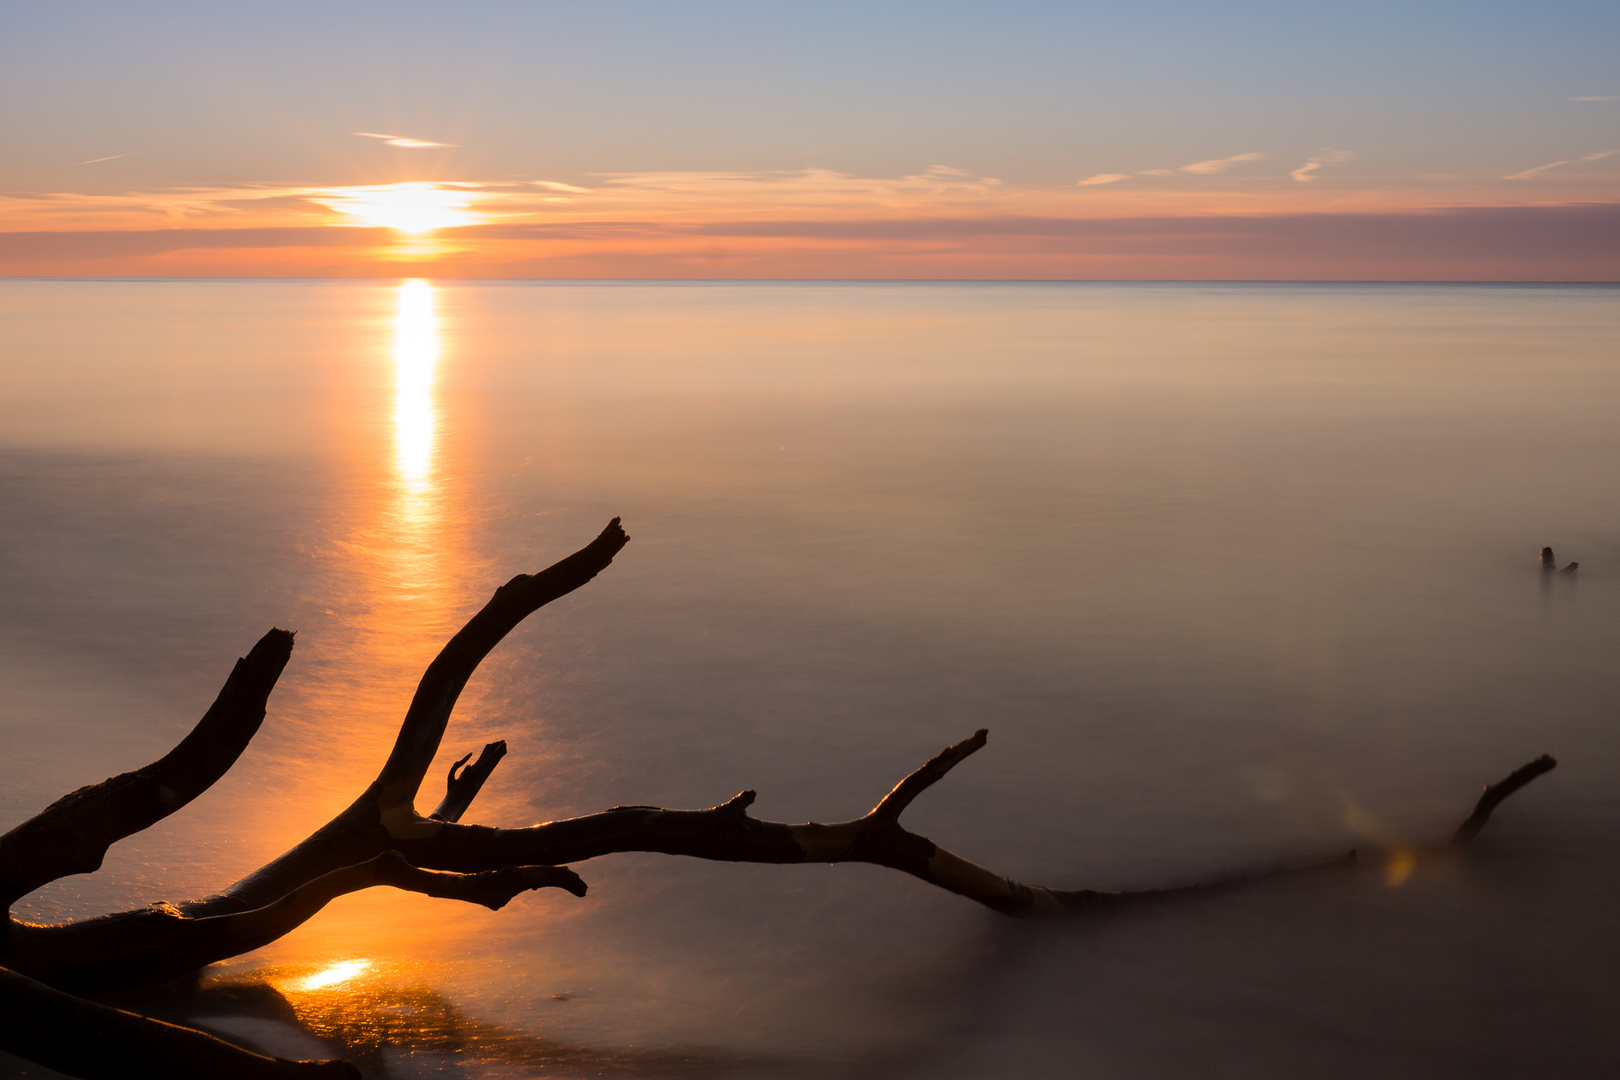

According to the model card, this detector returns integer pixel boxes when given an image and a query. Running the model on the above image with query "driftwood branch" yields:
[1454,754,1558,845]
[431,740,508,822]
[0,517,1564,1078]
[368,518,629,818]
[0,628,293,909]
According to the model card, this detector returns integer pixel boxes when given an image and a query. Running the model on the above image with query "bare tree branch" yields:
[8,853,587,994]
[0,518,1566,1080]
[0,628,294,908]
[431,741,508,822]
[1454,754,1558,845]
[869,728,987,826]
[367,518,629,818]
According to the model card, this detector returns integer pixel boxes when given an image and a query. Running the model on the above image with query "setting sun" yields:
[312,182,485,235]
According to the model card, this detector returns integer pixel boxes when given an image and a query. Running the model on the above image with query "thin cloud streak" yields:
[354,132,456,148]
[1080,152,1263,186]
[1505,148,1620,179]
[75,153,133,166]
[1569,95,1618,102]
[1291,150,1354,183]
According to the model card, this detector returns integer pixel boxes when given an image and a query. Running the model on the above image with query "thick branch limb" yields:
[0,628,294,908]
[204,852,584,962]
[0,963,357,1079]
[1453,755,1558,846]
[368,518,629,814]
[9,854,586,992]
[431,740,508,822]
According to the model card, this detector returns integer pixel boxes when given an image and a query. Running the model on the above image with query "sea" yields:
[2,279,1617,1078]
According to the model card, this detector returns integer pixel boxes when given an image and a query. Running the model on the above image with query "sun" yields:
[311,182,485,235]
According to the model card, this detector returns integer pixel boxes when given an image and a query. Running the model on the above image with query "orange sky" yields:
[3,168,1618,279]
[5,0,1619,280]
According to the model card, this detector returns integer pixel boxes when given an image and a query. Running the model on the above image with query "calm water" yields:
[2,280,1617,1078]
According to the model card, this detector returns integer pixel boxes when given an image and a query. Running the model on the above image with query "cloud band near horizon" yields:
[2,203,1616,281]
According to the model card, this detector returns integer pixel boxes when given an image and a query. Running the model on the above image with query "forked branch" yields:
[431,740,508,823]
[368,518,629,817]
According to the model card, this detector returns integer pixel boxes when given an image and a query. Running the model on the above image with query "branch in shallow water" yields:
[0,516,1567,1079]
[1453,754,1558,846]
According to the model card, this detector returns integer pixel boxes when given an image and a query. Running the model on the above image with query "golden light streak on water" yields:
[298,958,372,991]
[393,279,439,496]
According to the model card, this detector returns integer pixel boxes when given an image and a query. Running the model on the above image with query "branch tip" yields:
[1454,754,1558,846]
[870,730,990,824]
[430,741,510,823]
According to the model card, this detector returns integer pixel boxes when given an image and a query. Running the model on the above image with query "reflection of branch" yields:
[0,964,358,1079]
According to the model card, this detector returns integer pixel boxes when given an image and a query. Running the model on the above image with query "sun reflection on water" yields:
[299,958,373,991]
[393,279,439,495]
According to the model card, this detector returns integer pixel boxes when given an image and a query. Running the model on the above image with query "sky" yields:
[1,0,1616,279]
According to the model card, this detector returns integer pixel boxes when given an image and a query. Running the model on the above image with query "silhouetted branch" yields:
[0,518,1565,1080]
[870,728,987,825]
[368,518,629,816]
[0,628,293,909]
[8,853,587,995]
[1454,754,1558,845]
[431,740,508,822]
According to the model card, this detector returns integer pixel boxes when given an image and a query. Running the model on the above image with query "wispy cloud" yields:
[75,153,133,166]
[1080,152,1263,187]
[354,132,455,149]
[1505,148,1620,180]
[1569,95,1618,102]
[1290,149,1354,182]
[1164,152,1265,176]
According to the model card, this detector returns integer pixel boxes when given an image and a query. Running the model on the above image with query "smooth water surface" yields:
[2,280,1617,1077]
